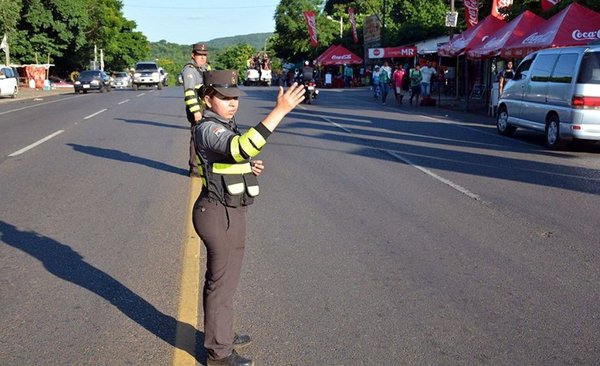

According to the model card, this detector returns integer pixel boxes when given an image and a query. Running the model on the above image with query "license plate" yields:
[307,86,315,90]
[83,85,90,89]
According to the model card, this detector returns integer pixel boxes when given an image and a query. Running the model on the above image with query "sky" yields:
[121,0,279,45]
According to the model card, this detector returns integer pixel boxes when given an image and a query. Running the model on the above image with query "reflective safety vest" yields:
[194,117,267,207]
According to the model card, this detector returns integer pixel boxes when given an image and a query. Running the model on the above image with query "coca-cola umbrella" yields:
[502,2,600,59]
[466,10,546,59]
[316,45,340,65]
[317,45,363,65]
[438,16,506,57]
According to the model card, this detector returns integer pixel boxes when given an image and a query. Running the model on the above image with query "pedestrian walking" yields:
[409,64,423,106]
[191,70,305,366]
[392,63,406,105]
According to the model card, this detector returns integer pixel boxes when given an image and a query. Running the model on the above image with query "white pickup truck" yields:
[132,62,166,90]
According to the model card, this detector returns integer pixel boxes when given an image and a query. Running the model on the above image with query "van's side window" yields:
[577,52,600,84]
[513,58,534,80]
[551,53,578,83]
[530,54,558,82]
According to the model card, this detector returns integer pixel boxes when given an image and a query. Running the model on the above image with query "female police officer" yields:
[192,70,304,366]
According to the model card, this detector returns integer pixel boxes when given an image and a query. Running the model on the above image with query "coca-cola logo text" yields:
[522,31,552,44]
[572,29,600,41]
[464,0,479,27]
[332,54,352,60]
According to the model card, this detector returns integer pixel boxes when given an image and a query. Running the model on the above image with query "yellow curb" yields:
[172,177,202,365]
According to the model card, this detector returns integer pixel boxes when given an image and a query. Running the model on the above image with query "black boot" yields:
[207,350,253,366]
[233,333,252,350]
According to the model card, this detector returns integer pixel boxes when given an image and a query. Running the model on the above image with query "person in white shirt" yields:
[420,61,437,97]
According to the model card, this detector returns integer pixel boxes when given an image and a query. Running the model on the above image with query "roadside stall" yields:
[502,2,600,58]
[316,45,363,88]
[438,16,505,110]
[466,11,546,115]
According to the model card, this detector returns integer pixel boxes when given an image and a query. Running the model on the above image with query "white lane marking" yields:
[8,130,64,157]
[0,95,81,116]
[83,109,107,120]
[385,150,484,202]
[321,115,485,203]
[118,99,130,105]
[136,93,146,97]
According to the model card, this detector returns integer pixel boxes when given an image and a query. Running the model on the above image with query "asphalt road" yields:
[1,86,599,365]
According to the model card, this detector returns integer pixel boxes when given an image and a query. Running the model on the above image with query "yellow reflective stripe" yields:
[186,99,199,105]
[239,134,261,157]
[189,105,201,113]
[246,128,266,149]
[212,162,252,174]
[184,90,196,97]
[229,136,244,162]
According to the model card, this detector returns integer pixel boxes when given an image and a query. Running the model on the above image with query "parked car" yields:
[74,70,112,94]
[132,62,164,90]
[497,45,600,149]
[0,64,19,98]
[112,72,131,88]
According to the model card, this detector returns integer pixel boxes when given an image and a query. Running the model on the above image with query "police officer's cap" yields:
[192,43,208,55]
[203,70,246,98]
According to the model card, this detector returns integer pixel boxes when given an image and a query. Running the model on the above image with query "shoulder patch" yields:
[211,126,227,137]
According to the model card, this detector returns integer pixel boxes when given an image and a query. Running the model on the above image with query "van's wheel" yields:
[496,106,516,136]
[157,82,163,90]
[545,114,566,149]
[11,86,17,98]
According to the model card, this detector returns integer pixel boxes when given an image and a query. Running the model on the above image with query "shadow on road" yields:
[0,220,208,363]
[114,117,189,130]
[67,143,188,177]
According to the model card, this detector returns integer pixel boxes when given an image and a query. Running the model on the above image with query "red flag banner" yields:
[348,8,359,44]
[303,11,318,48]
[491,0,513,19]
[464,0,479,28]
[541,0,561,12]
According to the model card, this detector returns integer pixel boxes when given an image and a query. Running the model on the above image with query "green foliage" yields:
[1,0,147,77]
[273,0,337,63]
[213,43,256,82]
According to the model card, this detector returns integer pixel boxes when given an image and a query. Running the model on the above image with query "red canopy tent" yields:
[438,16,506,57]
[316,45,363,65]
[466,11,546,59]
[502,3,600,58]
[315,44,338,65]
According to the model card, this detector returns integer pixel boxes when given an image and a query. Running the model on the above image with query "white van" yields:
[0,65,18,98]
[496,45,600,149]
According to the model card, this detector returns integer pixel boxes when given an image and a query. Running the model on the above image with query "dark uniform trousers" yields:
[192,195,247,359]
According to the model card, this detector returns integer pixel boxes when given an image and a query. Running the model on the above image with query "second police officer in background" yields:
[182,43,211,177]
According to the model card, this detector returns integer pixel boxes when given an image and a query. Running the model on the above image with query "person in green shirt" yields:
[409,64,423,106]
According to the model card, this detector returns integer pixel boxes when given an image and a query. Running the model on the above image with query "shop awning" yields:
[317,45,363,65]
[502,3,600,58]
[438,16,506,57]
[466,11,546,59]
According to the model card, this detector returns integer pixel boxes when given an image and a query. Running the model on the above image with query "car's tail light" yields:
[572,95,600,109]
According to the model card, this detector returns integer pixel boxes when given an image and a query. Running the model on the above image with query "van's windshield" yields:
[578,52,600,84]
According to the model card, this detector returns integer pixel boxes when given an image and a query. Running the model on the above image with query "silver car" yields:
[497,45,600,149]
[112,72,131,88]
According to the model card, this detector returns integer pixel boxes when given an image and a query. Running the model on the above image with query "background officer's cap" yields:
[192,43,208,55]
[203,70,246,98]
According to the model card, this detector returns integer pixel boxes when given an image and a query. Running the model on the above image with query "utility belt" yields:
[205,162,259,207]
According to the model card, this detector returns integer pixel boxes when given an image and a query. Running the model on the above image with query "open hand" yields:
[275,82,305,114]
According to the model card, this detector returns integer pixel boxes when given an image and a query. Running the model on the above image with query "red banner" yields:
[491,0,513,19]
[541,0,561,12]
[303,11,318,48]
[348,8,358,44]
[464,0,479,28]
